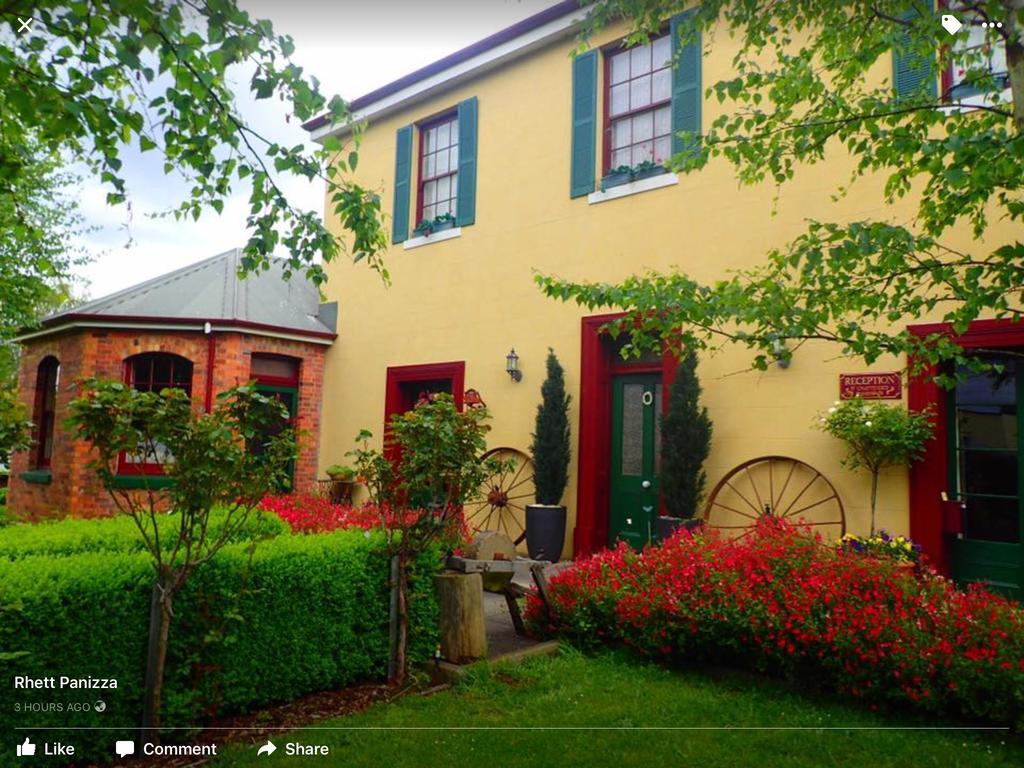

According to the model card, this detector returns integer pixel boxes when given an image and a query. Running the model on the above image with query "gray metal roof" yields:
[40,249,336,338]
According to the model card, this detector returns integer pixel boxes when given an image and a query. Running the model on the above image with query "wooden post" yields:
[435,572,487,663]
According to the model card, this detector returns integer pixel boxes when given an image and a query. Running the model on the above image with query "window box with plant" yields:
[600,164,634,191]
[412,212,456,238]
[600,160,667,191]
[629,159,665,181]
[525,350,571,562]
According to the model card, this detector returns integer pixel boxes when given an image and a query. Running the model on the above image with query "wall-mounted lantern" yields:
[506,348,522,382]
[772,336,791,369]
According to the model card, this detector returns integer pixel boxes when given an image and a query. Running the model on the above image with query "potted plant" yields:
[526,349,571,561]
[657,352,712,542]
[631,159,664,182]
[600,164,633,191]
[326,463,355,481]
[325,464,356,504]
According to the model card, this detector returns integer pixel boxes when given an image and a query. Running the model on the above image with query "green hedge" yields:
[0,507,288,559]
[1,529,440,764]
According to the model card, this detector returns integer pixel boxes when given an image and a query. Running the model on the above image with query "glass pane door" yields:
[949,354,1023,596]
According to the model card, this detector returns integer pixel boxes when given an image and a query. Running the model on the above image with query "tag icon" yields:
[941,14,962,35]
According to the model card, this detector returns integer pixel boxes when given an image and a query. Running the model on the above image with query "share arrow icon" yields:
[256,740,277,757]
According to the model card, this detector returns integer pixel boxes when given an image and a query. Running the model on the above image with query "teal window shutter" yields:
[456,97,478,227]
[570,50,597,198]
[893,5,937,100]
[392,125,413,243]
[670,11,702,160]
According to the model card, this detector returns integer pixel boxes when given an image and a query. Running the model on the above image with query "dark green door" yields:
[609,374,662,549]
[253,385,298,492]
[949,353,1023,597]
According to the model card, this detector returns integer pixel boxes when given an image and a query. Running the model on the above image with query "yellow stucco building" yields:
[304,2,1022,595]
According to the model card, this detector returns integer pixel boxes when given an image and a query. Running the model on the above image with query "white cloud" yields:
[75,0,556,299]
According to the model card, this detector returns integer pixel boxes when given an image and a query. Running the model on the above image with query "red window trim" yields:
[384,361,466,424]
[117,353,194,475]
[383,361,466,465]
[250,353,302,388]
[414,109,459,226]
[32,357,59,470]
[600,28,671,176]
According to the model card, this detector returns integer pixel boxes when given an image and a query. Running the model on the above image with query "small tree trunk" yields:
[392,554,410,686]
[141,571,174,744]
[869,469,880,537]
[386,555,400,683]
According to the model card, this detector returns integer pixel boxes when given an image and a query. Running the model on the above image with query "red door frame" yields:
[575,314,680,558]
[908,318,1024,575]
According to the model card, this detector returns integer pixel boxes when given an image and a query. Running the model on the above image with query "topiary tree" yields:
[531,349,571,505]
[67,380,296,740]
[817,397,933,535]
[660,352,712,520]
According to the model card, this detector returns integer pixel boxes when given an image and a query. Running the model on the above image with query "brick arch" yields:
[31,356,60,470]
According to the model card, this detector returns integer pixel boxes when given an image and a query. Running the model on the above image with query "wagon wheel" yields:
[464,447,535,545]
[703,455,845,540]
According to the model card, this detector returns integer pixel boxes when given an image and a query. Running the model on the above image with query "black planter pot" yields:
[655,515,684,542]
[525,504,567,562]
[656,516,703,542]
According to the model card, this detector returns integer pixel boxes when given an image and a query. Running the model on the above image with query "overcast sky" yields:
[76,0,555,299]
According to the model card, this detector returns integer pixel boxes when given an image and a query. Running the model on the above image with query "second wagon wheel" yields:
[464,447,535,545]
[703,456,845,540]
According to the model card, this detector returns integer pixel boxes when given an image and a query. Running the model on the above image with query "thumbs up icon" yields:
[17,737,37,756]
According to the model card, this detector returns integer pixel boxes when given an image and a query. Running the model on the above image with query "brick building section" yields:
[8,328,327,520]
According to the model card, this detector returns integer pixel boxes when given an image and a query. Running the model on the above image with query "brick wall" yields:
[7,327,328,520]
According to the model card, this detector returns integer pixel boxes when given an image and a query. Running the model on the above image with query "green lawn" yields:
[211,649,1021,767]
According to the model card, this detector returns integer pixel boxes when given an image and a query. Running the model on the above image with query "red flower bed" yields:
[260,494,471,546]
[526,518,1024,727]
[261,494,400,533]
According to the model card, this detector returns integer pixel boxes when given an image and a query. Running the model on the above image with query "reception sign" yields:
[839,372,902,400]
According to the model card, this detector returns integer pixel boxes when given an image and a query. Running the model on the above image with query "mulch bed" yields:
[79,681,403,767]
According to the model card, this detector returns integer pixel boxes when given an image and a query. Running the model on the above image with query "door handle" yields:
[641,480,651,489]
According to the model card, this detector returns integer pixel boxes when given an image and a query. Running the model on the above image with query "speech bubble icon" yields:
[115,740,135,758]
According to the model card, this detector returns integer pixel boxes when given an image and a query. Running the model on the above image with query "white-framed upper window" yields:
[945,8,1010,104]
[606,33,673,170]
[418,114,459,223]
